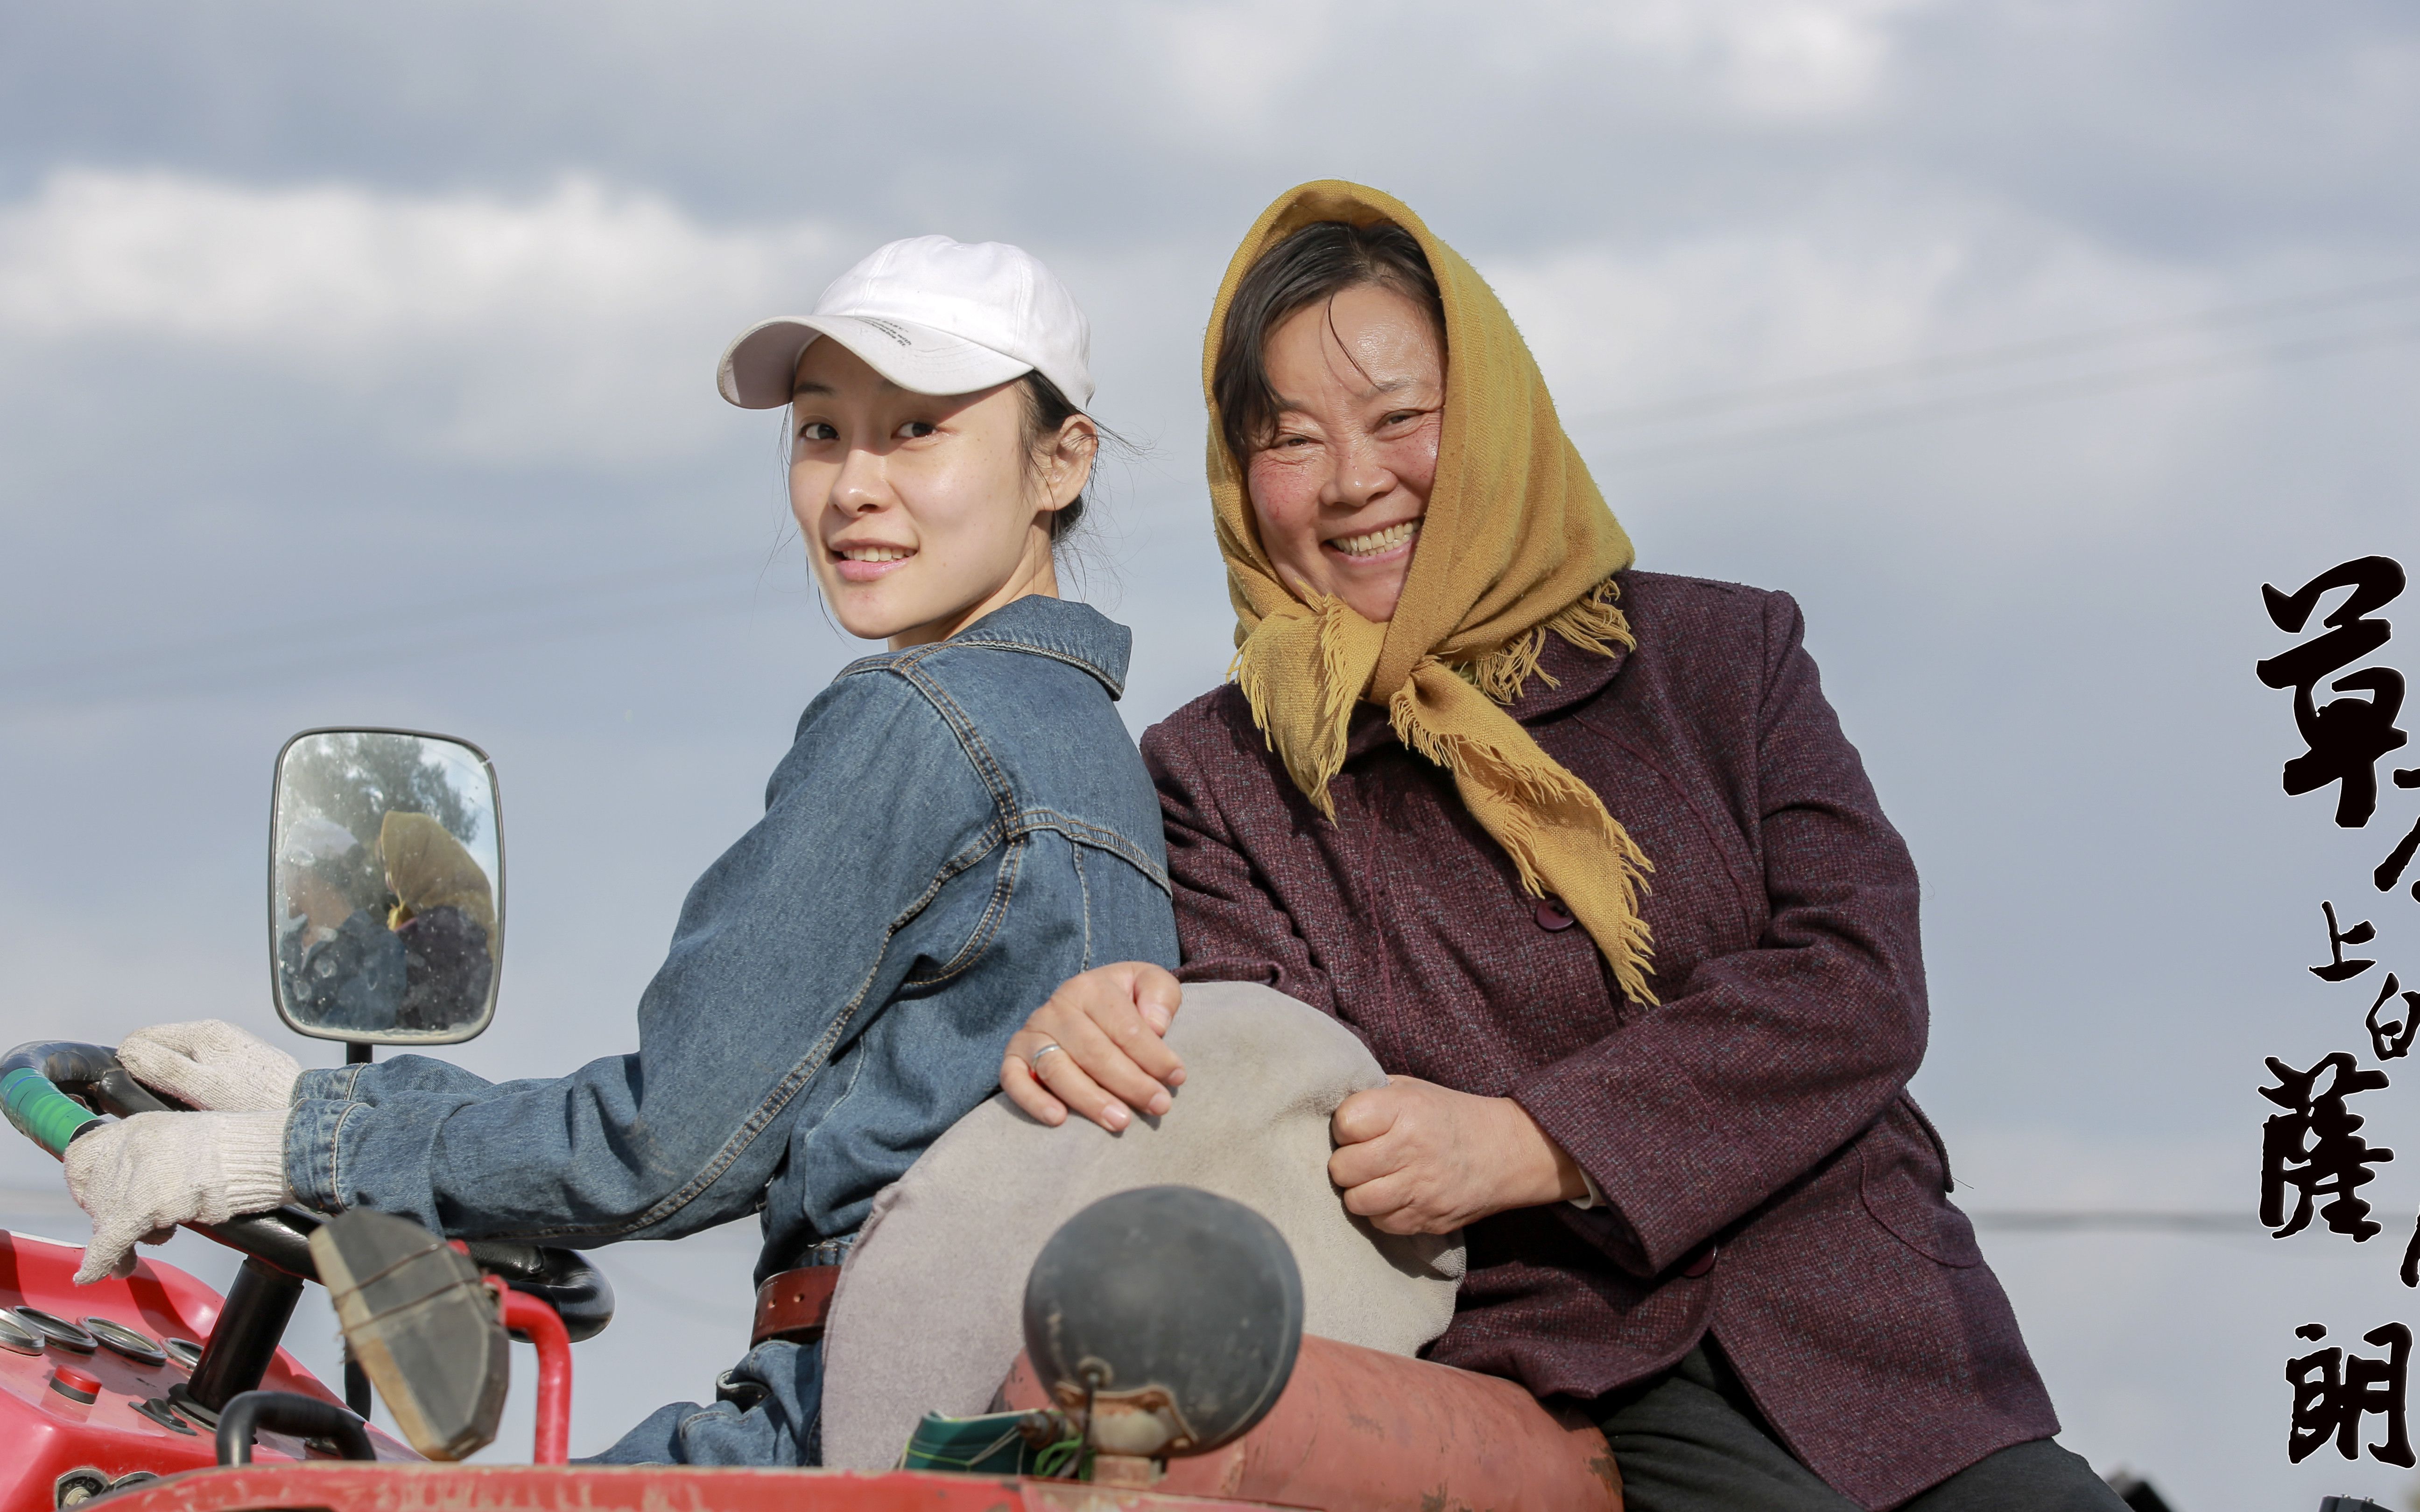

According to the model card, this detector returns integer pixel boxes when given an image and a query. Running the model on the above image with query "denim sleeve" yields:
[292,1056,506,1106]
[282,670,997,1243]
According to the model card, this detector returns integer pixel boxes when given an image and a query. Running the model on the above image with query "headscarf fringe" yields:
[1228,595,1368,820]
[1387,683,1653,858]
[1388,683,1659,1004]
[1465,627,1548,703]
[1456,580,1635,706]
[1310,595,1365,798]
[1546,578,1638,659]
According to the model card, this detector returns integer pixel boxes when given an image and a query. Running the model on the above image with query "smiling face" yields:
[1244,281,1444,625]
[789,338,1093,649]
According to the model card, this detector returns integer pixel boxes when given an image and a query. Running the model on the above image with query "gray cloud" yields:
[1,3,2416,1504]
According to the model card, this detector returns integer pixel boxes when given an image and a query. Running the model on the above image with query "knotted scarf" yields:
[1206,181,1658,1002]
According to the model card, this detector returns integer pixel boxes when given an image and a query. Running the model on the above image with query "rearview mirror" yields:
[270,729,503,1046]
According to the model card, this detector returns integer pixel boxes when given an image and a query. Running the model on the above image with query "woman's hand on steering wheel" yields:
[1328,1076,1590,1235]
[1002,962,1185,1132]
[63,1110,294,1284]
[117,1019,301,1113]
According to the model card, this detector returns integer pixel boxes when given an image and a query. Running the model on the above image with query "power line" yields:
[0,550,813,711]
[9,591,761,709]
[1964,1210,2260,1234]
[11,275,2418,713]
[1563,269,2420,431]
[1,551,753,686]
[1583,319,2420,473]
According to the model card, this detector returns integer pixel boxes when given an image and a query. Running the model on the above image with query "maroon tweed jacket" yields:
[1142,570,2059,1511]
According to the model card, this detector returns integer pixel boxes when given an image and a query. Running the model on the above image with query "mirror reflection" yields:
[272,731,502,1043]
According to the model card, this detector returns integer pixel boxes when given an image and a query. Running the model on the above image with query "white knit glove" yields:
[64,1111,295,1284]
[118,1020,302,1114]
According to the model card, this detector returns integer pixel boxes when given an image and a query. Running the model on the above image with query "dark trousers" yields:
[1596,1341,2127,1512]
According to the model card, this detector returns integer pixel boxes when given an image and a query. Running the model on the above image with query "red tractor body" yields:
[1,1228,1273,1512]
[89,1464,1267,1512]
[1,1229,416,1508]
[4,1224,1622,1512]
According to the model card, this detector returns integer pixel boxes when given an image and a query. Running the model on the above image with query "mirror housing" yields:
[1021,1186,1303,1459]
[269,728,503,1046]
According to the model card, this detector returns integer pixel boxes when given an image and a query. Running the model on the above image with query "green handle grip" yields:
[0,1066,101,1157]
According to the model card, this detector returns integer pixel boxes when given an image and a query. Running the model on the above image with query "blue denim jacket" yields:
[284,595,1177,1281]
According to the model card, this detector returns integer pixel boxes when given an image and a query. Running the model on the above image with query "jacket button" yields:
[1534,896,1575,931]
[1682,1244,1719,1278]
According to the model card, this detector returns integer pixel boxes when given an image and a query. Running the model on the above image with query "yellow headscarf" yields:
[378,811,498,944]
[1207,181,1658,1002]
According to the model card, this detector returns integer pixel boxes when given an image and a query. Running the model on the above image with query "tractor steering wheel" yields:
[1,1040,324,1275]
[0,1040,613,1340]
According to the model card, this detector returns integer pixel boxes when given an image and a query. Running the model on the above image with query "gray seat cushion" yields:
[817,981,1466,1470]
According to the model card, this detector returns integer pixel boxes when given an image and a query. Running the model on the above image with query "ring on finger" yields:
[1028,1042,1064,1075]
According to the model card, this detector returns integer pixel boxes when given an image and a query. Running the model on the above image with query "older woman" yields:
[1007,182,2121,1512]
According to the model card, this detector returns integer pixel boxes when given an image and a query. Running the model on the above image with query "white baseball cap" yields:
[718,235,1093,411]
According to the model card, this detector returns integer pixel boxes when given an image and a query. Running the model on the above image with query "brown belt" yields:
[751,1266,842,1348]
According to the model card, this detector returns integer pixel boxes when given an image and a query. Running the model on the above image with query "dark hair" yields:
[1018,371,1095,544]
[1211,220,1444,469]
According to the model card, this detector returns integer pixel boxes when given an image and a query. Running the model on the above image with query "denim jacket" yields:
[284,595,1178,1281]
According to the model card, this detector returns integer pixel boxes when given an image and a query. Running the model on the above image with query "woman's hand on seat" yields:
[1329,1076,1589,1234]
[1002,963,1186,1133]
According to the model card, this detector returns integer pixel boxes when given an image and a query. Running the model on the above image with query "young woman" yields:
[1007,184,2124,1512]
[64,234,1180,1466]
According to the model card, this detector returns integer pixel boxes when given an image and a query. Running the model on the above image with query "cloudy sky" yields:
[2,2,2417,1504]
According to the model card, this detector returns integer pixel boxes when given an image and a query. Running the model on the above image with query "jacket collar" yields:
[941,594,1133,700]
[1343,630,1630,759]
